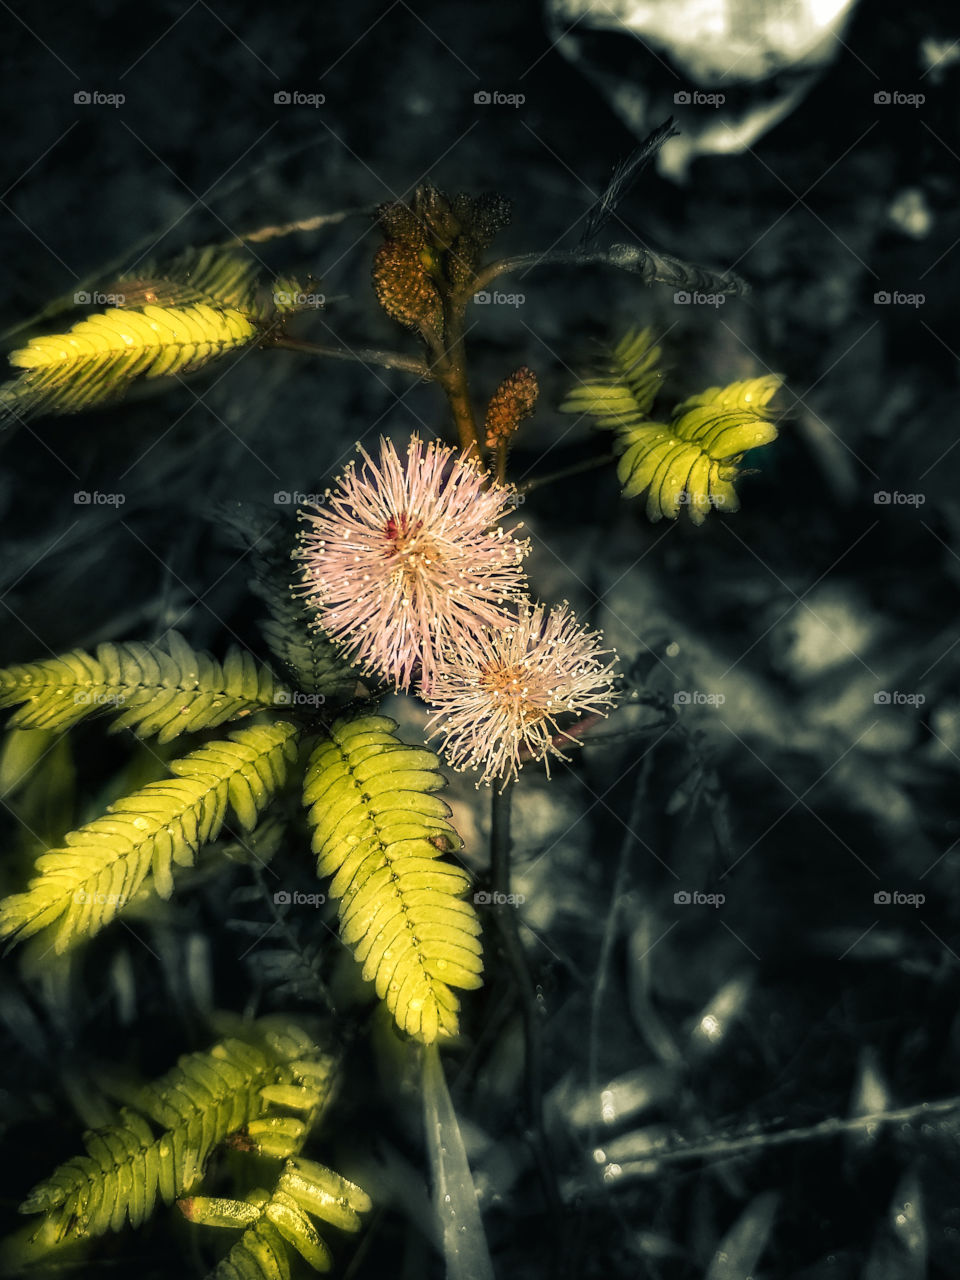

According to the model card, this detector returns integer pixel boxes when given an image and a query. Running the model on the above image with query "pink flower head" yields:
[426,601,620,786]
[296,435,529,691]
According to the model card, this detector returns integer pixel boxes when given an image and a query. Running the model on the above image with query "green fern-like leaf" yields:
[182,1156,370,1278]
[303,715,483,1044]
[256,580,360,705]
[113,246,264,314]
[0,302,258,423]
[559,327,664,429]
[113,247,318,324]
[561,328,782,522]
[16,1019,335,1246]
[614,375,781,523]
[0,631,289,740]
[121,248,321,317]
[0,720,299,952]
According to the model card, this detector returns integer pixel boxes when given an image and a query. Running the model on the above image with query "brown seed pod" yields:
[371,241,444,335]
[485,366,539,448]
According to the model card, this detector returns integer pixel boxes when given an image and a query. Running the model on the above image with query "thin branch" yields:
[600,1094,960,1180]
[468,245,749,300]
[268,335,430,378]
[520,452,617,495]
[587,756,651,1158]
[575,719,674,748]
[489,782,563,1226]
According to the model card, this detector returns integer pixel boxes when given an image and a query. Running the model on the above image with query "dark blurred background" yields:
[1,0,959,1277]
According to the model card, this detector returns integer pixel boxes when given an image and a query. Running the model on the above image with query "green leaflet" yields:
[561,327,782,523]
[303,715,483,1044]
[615,376,781,523]
[186,1156,371,1279]
[0,631,289,741]
[0,302,258,423]
[559,327,664,430]
[112,246,320,324]
[0,244,325,423]
[252,575,359,705]
[112,245,265,315]
[16,1020,336,1246]
[0,720,300,952]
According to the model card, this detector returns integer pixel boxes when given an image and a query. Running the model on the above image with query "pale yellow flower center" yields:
[479,662,544,724]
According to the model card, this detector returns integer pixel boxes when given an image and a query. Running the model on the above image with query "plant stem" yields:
[489,782,563,1226]
[468,245,749,298]
[431,304,481,457]
[269,335,429,378]
[520,452,617,495]
[587,757,650,1159]
[591,1094,960,1179]
[494,440,508,485]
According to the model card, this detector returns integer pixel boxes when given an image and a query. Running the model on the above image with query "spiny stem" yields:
[269,335,430,378]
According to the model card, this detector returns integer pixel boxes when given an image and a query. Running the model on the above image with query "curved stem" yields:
[269,335,430,378]
[466,245,749,300]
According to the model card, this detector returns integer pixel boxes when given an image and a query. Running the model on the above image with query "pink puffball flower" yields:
[426,601,620,786]
[295,435,529,691]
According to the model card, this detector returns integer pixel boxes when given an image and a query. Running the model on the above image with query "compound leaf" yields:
[303,715,482,1044]
[0,721,300,952]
